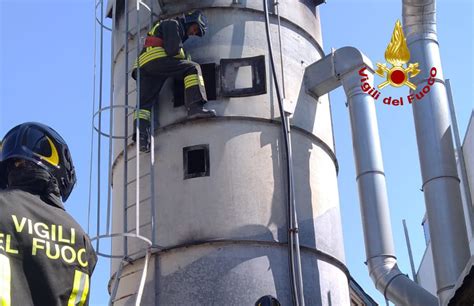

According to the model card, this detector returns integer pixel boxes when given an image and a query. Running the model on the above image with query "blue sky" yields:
[1,0,472,305]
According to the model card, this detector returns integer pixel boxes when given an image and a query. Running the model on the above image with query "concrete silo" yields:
[105,0,349,304]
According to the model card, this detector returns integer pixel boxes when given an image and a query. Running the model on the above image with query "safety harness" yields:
[133,21,186,69]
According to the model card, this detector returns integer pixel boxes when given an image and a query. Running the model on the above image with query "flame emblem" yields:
[376,20,420,90]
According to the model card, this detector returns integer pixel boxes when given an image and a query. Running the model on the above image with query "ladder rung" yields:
[125,177,151,188]
[127,221,152,232]
[125,173,151,187]
[111,293,135,304]
[125,200,151,211]
[126,88,137,95]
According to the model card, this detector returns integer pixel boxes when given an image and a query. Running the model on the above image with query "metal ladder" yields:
[89,0,160,304]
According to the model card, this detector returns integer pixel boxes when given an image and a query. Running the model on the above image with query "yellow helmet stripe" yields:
[34,136,60,167]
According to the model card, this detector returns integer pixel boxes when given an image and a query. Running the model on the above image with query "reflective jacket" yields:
[133,18,186,72]
[0,189,97,306]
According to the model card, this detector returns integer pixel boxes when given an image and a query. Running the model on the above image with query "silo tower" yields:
[98,0,349,304]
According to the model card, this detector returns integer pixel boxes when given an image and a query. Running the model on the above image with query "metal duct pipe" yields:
[305,47,438,306]
[263,0,305,304]
[402,1,470,304]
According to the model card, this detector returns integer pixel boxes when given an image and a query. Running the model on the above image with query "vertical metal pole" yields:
[263,1,305,304]
[106,0,116,236]
[446,79,473,220]
[150,109,156,245]
[286,116,305,305]
[109,259,126,305]
[96,0,105,251]
[123,0,130,256]
[88,0,98,235]
[135,0,141,237]
[275,0,286,99]
[275,1,286,98]
[148,0,157,246]
[135,249,151,306]
[402,219,418,283]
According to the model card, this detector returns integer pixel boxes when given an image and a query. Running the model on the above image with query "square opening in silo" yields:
[183,144,210,179]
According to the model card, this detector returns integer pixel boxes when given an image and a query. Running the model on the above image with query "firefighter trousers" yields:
[132,57,208,151]
[136,57,208,114]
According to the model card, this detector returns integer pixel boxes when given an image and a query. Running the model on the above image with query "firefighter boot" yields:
[187,102,216,119]
[132,118,151,153]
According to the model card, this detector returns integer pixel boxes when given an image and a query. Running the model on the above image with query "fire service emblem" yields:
[358,19,438,106]
[375,20,420,90]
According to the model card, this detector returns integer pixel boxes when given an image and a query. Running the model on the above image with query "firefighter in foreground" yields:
[132,10,216,152]
[0,122,97,305]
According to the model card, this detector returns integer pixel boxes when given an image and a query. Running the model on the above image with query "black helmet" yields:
[0,122,76,201]
[255,295,281,306]
[183,10,208,37]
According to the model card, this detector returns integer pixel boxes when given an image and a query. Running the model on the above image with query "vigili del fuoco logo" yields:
[358,20,438,106]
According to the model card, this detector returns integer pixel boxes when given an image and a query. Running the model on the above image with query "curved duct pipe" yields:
[403,1,470,304]
[304,47,437,306]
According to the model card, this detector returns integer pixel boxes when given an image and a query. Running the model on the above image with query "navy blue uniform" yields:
[0,189,97,306]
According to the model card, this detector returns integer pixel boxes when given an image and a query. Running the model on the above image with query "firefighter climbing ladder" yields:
[89,0,160,304]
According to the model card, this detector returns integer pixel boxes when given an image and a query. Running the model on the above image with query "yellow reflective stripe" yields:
[136,114,151,120]
[184,74,205,89]
[185,80,199,86]
[134,47,167,68]
[174,48,185,59]
[0,254,11,306]
[184,74,204,85]
[184,74,199,84]
[137,51,166,66]
[184,79,199,87]
[134,110,151,121]
[185,81,200,89]
[134,47,186,68]
[134,114,151,120]
[68,270,90,306]
[184,79,199,86]
[184,74,199,82]
[141,47,167,58]
[148,22,160,35]
[67,271,81,306]
[137,50,166,64]
[79,273,90,306]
